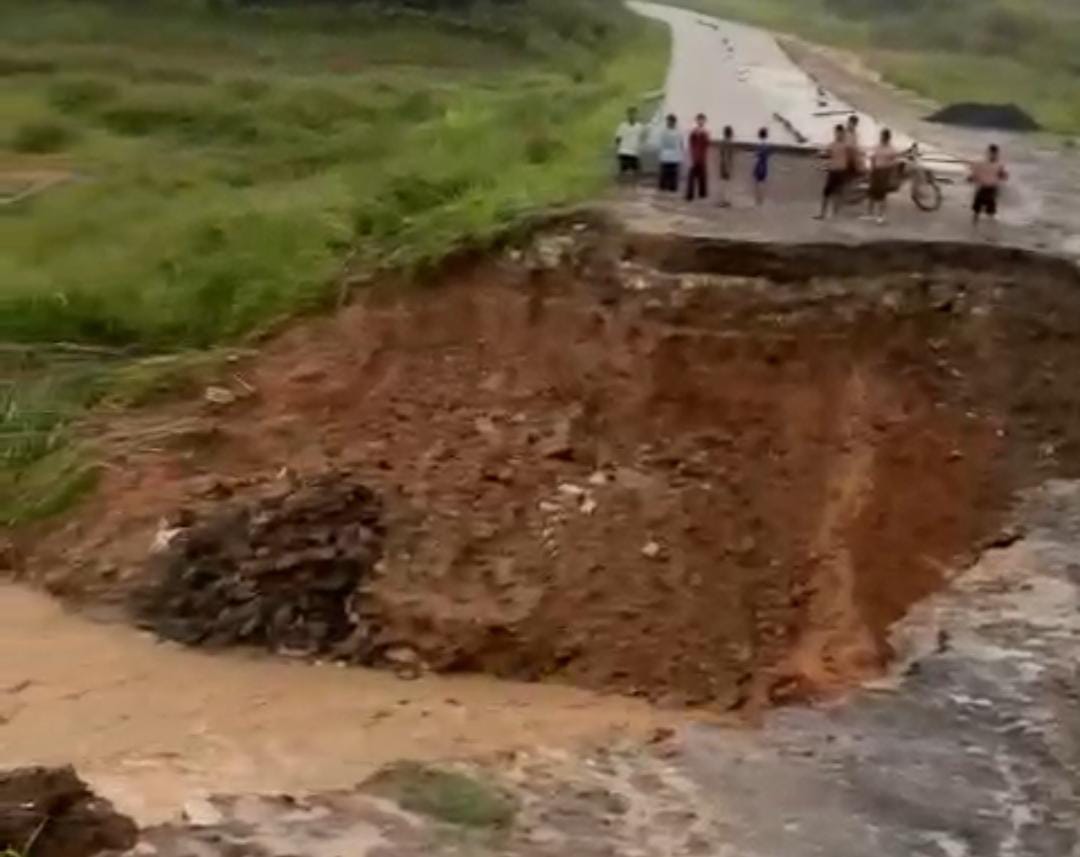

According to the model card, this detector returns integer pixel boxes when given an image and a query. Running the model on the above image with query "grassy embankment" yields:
[679,0,1080,135]
[0,0,667,524]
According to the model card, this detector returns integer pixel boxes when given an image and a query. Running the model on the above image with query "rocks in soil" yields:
[0,766,136,857]
[133,470,384,658]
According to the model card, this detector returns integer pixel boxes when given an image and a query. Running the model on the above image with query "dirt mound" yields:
[0,766,136,857]
[134,471,383,655]
[19,227,1080,709]
[927,102,1041,132]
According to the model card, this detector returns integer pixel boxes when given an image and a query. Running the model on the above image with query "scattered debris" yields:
[133,470,383,657]
[0,766,136,857]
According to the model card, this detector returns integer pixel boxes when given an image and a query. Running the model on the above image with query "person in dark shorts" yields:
[657,113,685,192]
[970,143,1008,229]
[686,113,711,201]
[717,125,735,207]
[867,127,898,224]
[614,106,644,181]
[752,127,771,205]
[845,114,864,177]
[815,124,849,219]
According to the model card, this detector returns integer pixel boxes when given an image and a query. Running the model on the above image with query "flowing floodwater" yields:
[0,585,662,823]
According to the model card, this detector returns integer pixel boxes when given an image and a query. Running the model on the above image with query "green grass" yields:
[677,0,1080,136]
[0,346,246,525]
[0,0,667,524]
[11,117,78,152]
[0,347,112,524]
[365,762,518,829]
[0,0,665,348]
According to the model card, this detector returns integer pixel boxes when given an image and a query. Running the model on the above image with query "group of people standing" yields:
[816,114,1009,227]
[614,107,772,206]
[816,114,893,222]
[614,107,1010,229]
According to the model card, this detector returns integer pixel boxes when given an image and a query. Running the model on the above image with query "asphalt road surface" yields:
[618,3,1080,256]
[630,0,955,167]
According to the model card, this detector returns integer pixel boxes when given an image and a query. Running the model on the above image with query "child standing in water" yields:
[752,127,771,205]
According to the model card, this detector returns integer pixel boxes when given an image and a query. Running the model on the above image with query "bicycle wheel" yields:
[912,175,943,211]
[843,182,868,206]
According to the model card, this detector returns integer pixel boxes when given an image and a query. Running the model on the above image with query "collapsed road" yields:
[2,221,1079,857]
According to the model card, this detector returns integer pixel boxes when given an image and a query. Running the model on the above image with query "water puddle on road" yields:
[0,584,661,823]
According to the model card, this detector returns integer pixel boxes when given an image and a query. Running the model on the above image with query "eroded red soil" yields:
[16,225,1080,710]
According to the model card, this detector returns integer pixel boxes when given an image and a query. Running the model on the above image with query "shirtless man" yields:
[816,124,849,220]
[970,143,1009,230]
[845,114,865,176]
[867,128,898,224]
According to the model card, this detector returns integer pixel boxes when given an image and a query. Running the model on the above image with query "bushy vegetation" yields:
[0,0,665,522]
[366,762,518,829]
[680,0,1080,134]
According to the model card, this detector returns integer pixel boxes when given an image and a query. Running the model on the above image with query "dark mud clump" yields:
[927,102,1040,132]
[134,470,383,657]
[0,766,136,857]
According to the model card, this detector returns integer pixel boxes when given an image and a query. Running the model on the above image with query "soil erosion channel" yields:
[10,225,1080,803]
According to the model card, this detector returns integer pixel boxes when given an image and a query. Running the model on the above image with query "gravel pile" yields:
[134,471,384,657]
[927,102,1041,132]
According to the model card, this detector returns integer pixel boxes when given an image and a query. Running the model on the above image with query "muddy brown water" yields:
[0,585,662,823]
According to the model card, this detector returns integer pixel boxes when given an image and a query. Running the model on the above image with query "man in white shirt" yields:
[656,113,684,192]
[614,106,645,181]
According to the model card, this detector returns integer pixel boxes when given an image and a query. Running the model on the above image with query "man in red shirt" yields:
[685,113,710,201]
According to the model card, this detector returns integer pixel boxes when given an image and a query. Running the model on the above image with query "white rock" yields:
[150,519,183,554]
[641,541,663,560]
[385,646,420,666]
[203,385,236,406]
[182,797,223,827]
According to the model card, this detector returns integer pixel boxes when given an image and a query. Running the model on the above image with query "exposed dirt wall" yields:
[15,228,1080,709]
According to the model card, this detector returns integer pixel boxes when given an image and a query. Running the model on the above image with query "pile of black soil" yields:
[0,766,136,857]
[133,470,384,657]
[927,102,1041,132]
